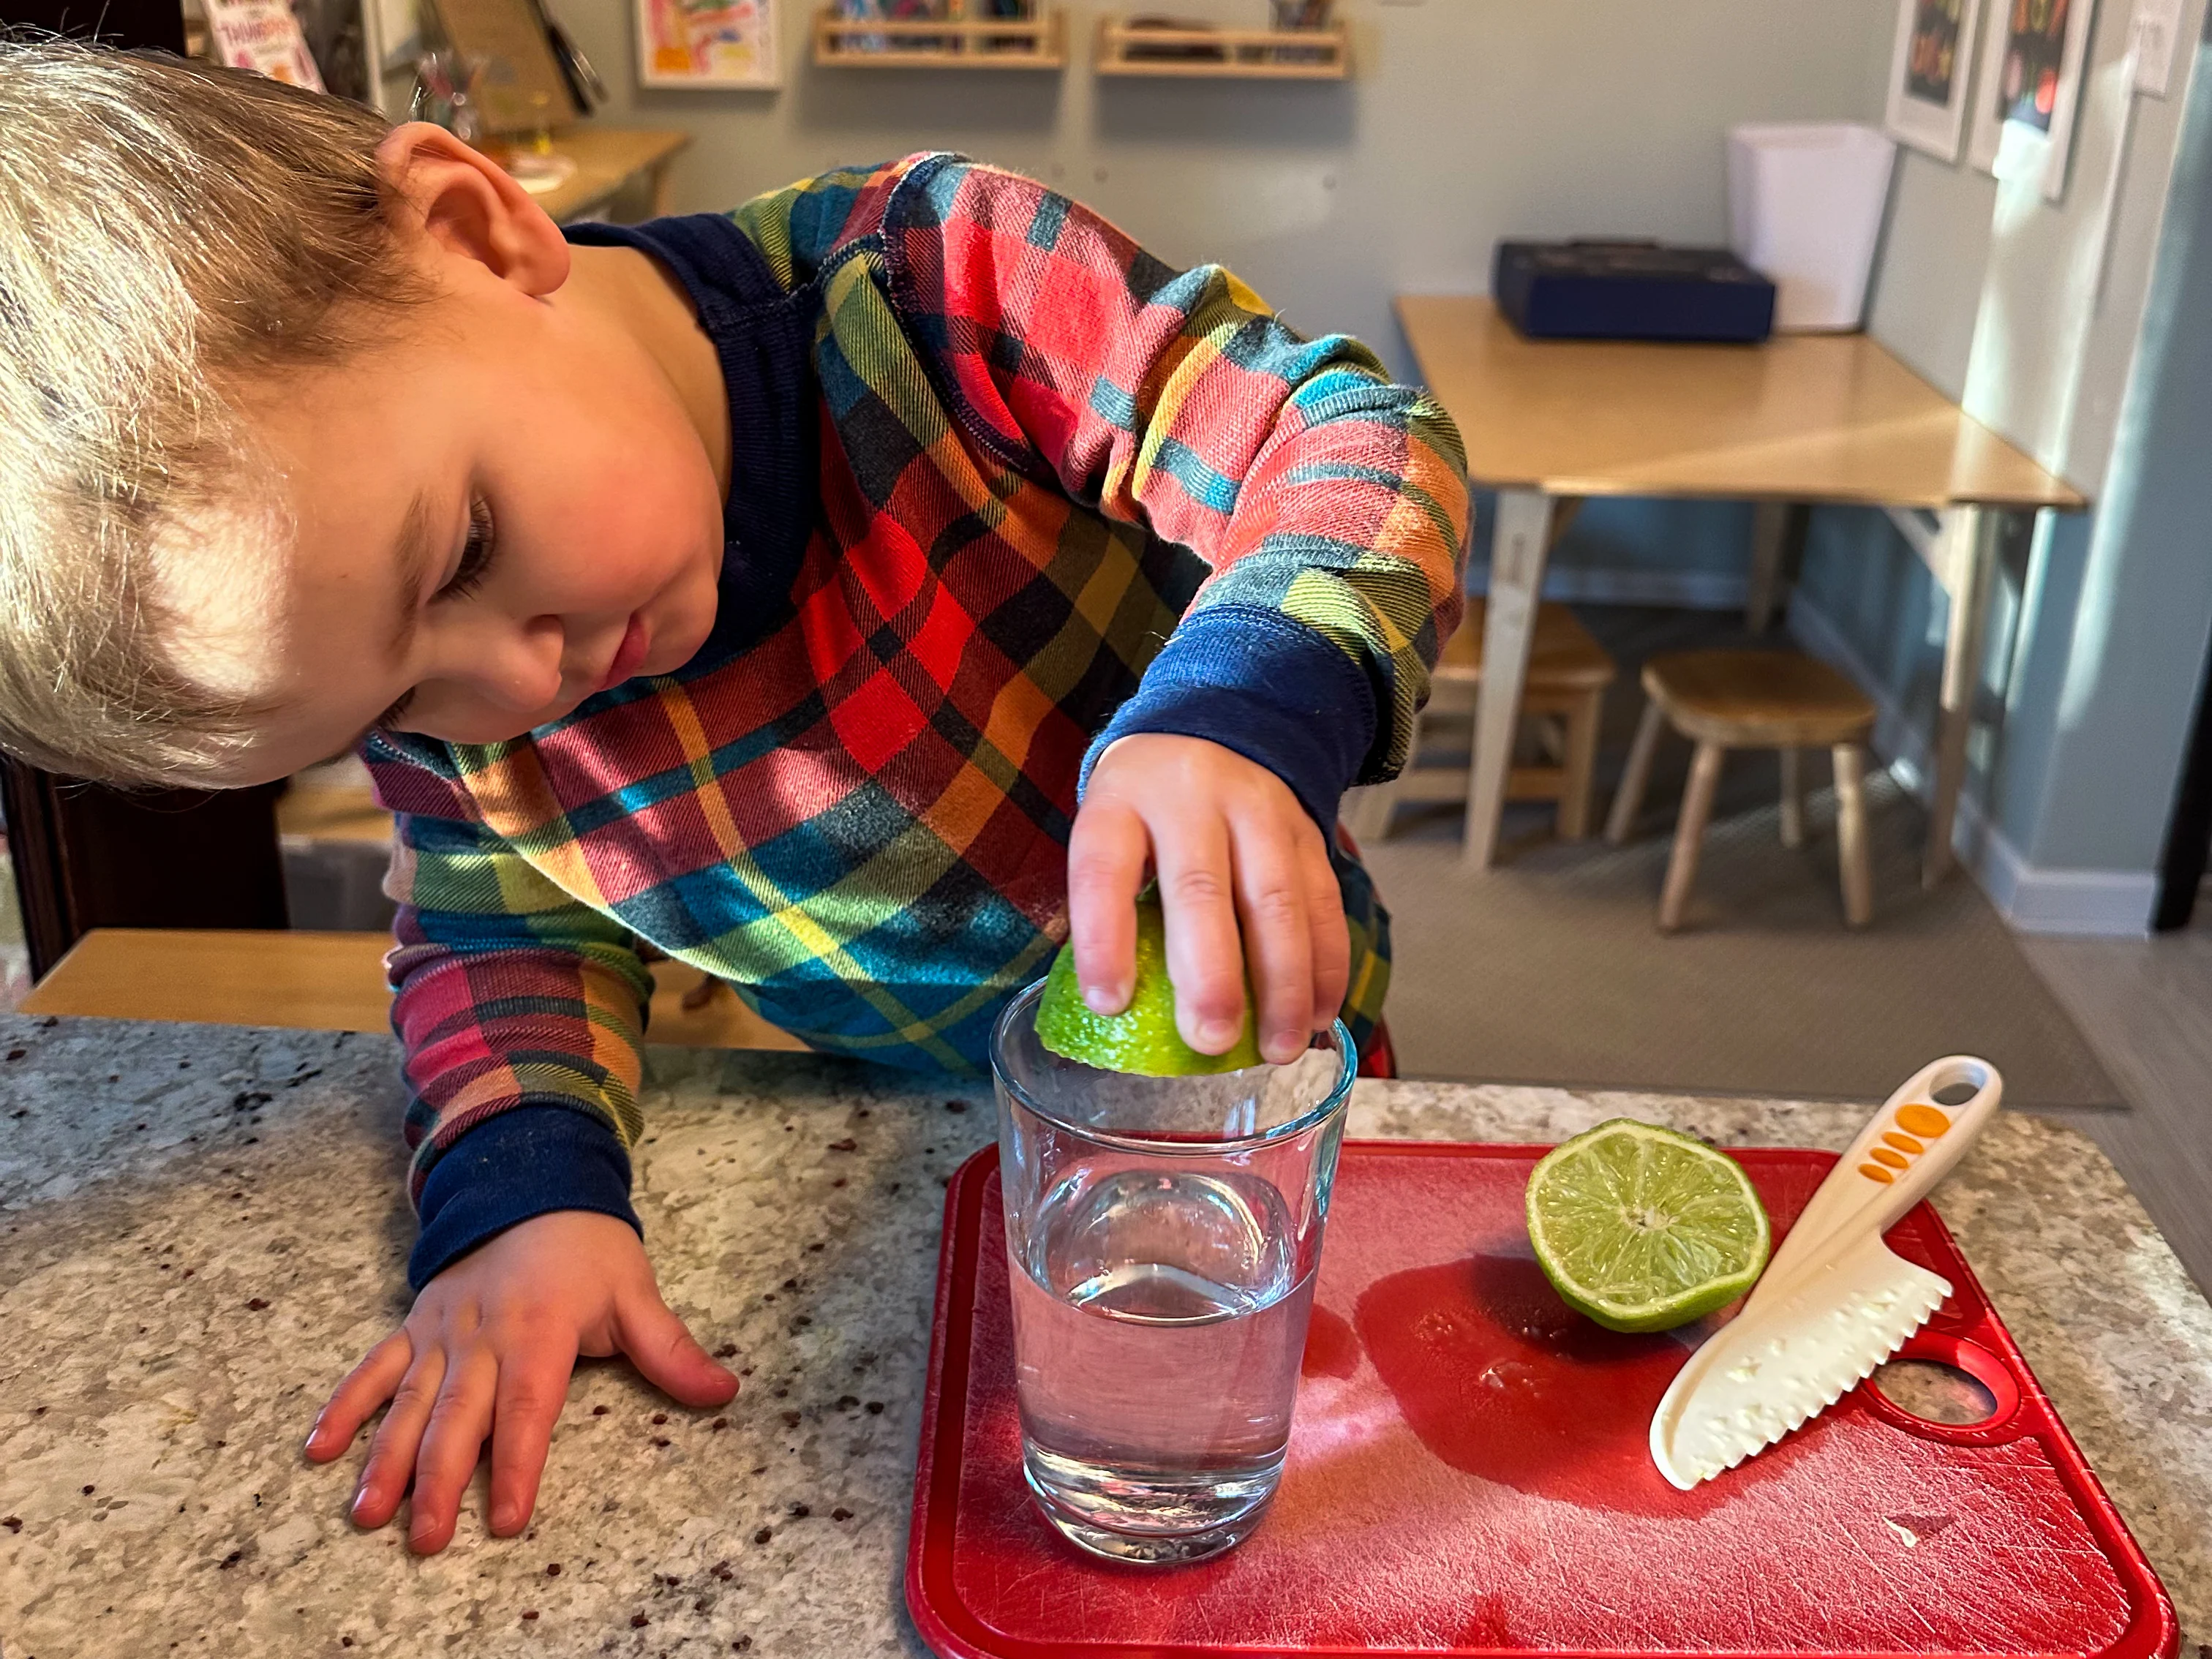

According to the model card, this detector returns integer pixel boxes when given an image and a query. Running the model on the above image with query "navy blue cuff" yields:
[1080,606,1378,831]
[409,1105,640,1290]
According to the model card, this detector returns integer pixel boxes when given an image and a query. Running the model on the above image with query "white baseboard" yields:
[1469,565,1748,610]
[1786,597,2155,937]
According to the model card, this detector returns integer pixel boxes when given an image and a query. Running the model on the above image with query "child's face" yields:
[187,132,729,785]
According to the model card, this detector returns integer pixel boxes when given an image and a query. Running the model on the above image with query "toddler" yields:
[0,40,1467,1552]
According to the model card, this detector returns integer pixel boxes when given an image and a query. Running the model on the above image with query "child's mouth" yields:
[595,614,651,692]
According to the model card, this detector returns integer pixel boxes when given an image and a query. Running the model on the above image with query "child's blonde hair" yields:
[0,38,423,785]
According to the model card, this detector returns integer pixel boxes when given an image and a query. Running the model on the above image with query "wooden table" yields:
[18,928,805,1053]
[501,126,691,226]
[1396,296,2087,883]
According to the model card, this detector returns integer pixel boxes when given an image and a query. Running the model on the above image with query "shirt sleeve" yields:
[366,733,656,1290]
[878,154,1472,828]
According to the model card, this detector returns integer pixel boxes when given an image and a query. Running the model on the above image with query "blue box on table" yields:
[1493,241,1776,344]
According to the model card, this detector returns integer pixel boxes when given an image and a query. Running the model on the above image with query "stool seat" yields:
[1441,598,1617,691]
[1349,600,1617,850]
[1607,649,1878,931]
[1641,650,1875,748]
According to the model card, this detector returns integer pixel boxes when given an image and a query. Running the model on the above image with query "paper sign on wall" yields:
[2129,0,2185,95]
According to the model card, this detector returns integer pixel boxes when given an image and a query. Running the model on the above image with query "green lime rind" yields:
[1525,1118,1771,1334]
[1034,903,1263,1077]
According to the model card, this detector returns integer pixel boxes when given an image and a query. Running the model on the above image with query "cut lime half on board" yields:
[1526,1119,1771,1333]
[1034,898,1263,1077]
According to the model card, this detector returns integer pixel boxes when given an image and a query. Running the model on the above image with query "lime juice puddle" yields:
[1351,1252,1751,1517]
[1008,1167,1317,1555]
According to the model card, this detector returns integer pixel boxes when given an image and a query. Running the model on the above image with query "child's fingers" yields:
[350,1344,448,1531]
[1301,826,1351,1032]
[1228,813,1315,1066]
[1066,798,1148,1015]
[487,1336,579,1537]
[405,1347,499,1554]
[306,1330,413,1462]
[614,1288,741,1410]
[1154,809,1246,1054]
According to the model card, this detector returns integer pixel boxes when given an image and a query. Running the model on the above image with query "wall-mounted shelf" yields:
[813,7,1066,69]
[1096,16,1348,79]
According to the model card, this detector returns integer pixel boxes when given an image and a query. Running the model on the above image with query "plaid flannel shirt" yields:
[364,154,1469,1287]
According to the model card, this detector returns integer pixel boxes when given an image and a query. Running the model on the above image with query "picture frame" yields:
[637,0,780,88]
[1884,0,1987,161]
[1966,0,2102,200]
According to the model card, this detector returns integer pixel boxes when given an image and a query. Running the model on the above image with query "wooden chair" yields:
[1604,650,1878,931]
[1349,599,1616,847]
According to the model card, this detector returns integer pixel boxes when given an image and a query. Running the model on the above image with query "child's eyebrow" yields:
[388,489,438,660]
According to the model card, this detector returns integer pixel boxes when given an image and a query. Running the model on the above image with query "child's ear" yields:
[375,122,570,298]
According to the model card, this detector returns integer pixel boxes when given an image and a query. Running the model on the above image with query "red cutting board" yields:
[906,1140,2176,1659]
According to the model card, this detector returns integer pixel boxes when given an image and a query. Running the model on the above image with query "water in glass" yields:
[1010,1166,1316,1553]
[991,983,1352,1563]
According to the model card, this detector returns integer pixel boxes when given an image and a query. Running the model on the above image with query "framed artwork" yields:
[203,0,327,89]
[638,0,781,87]
[1967,0,2102,200]
[1884,0,1987,160]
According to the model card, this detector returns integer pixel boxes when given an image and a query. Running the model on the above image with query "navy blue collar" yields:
[564,214,817,662]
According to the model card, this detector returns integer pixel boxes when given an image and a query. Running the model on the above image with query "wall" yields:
[1787,0,2212,930]
[558,0,2208,925]
[2024,37,2212,873]
[563,0,1890,593]
[571,0,1892,361]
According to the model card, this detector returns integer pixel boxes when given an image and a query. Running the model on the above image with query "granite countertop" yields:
[1,1013,2208,1657]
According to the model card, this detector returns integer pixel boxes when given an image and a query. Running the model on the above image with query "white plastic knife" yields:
[1649,1056,2004,1490]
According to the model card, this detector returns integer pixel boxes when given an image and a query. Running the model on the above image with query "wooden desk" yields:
[504,127,691,226]
[19,928,807,1053]
[1396,296,2087,883]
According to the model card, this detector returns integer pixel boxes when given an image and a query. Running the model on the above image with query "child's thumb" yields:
[616,1290,740,1408]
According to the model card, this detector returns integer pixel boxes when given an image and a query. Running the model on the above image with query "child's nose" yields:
[473,617,567,712]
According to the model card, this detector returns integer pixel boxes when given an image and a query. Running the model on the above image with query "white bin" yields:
[1726,122,1897,333]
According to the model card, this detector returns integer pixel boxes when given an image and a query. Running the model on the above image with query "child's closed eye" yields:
[438,494,498,603]
[375,496,497,730]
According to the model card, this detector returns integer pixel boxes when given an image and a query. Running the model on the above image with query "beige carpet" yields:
[1359,764,2123,1109]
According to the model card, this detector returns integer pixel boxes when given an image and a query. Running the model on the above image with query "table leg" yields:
[1745,501,1808,633]
[1464,489,1557,868]
[647,159,677,218]
[1923,506,2006,890]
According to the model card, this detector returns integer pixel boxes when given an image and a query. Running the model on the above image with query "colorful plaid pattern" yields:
[364,154,1468,1252]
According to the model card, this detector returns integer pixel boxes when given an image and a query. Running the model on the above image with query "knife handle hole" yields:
[1869,1359,1998,1425]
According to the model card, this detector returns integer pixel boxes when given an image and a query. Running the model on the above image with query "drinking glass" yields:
[990,979,1353,1563]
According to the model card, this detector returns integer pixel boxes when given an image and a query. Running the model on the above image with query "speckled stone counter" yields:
[1,1014,2208,1658]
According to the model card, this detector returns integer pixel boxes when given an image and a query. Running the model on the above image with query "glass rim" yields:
[990,977,1357,1155]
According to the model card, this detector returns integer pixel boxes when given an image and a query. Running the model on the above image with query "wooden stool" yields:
[1350,599,1616,846]
[1604,650,1878,931]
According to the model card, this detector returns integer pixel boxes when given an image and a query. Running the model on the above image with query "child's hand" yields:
[304,1209,737,1554]
[1072,734,1350,1065]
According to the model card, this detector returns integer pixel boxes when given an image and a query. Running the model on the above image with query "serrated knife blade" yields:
[1650,1230,1950,1487]
[1649,1056,2004,1491]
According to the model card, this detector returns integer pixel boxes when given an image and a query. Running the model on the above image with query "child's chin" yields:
[648,601,718,676]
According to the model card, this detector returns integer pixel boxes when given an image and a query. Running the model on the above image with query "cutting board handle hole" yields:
[1930,1079,1981,1106]
[1870,1359,1998,1424]
[1867,1334,2023,1439]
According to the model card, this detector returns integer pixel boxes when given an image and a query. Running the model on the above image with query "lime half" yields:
[1034,898,1263,1076]
[1526,1119,1771,1333]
